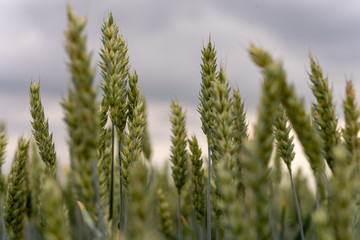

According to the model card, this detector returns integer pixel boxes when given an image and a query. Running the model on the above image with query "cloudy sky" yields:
[1,0,360,174]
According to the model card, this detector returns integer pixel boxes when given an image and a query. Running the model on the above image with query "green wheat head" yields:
[309,56,340,171]
[170,100,188,195]
[99,12,129,135]
[328,145,354,240]
[210,65,235,166]
[29,81,57,175]
[4,137,29,239]
[274,106,295,171]
[343,80,360,165]
[249,45,327,204]
[97,98,112,217]
[198,39,218,145]
[127,162,151,240]
[243,50,284,238]
[141,96,152,160]
[216,159,248,240]
[62,5,101,222]
[121,97,146,195]
[231,89,248,197]
[127,71,141,124]
[157,188,173,240]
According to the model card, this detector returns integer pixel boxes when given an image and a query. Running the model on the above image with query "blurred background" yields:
[1,0,360,176]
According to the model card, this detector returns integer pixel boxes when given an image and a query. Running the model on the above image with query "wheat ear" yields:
[188,135,206,236]
[127,162,149,240]
[62,5,101,222]
[274,106,304,240]
[343,80,360,165]
[140,96,152,161]
[4,137,29,239]
[328,145,354,240]
[249,45,327,205]
[231,89,248,197]
[170,99,188,240]
[121,98,146,196]
[98,98,111,217]
[29,81,57,176]
[309,56,340,171]
[157,188,173,240]
[198,37,217,239]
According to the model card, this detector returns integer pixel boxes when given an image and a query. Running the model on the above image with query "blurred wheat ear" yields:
[62,5,101,225]
[0,123,7,196]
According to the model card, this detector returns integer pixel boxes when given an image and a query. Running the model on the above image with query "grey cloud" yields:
[2,0,360,168]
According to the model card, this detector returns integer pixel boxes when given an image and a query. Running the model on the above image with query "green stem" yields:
[289,170,304,240]
[91,160,105,238]
[124,198,129,237]
[207,145,211,239]
[279,202,286,240]
[118,139,123,232]
[315,179,319,209]
[216,226,219,240]
[178,194,182,240]
[109,121,115,221]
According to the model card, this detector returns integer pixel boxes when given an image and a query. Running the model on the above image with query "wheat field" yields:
[0,4,360,240]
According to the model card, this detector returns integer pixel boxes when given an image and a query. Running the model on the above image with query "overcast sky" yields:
[1,0,360,174]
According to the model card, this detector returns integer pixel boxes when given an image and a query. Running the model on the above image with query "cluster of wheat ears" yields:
[1,5,360,240]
